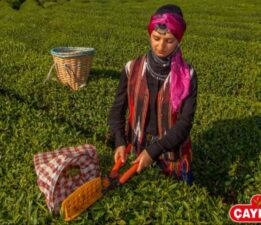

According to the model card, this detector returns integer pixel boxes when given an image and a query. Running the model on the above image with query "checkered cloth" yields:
[34,144,100,214]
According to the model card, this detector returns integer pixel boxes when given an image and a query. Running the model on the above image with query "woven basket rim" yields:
[51,47,95,58]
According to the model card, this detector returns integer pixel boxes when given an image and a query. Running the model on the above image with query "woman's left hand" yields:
[132,149,153,173]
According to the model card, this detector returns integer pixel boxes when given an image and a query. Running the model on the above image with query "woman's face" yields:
[150,29,178,57]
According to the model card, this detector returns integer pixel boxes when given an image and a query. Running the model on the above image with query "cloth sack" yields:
[34,144,100,214]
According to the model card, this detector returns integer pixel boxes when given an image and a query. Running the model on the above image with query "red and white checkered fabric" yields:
[34,144,100,214]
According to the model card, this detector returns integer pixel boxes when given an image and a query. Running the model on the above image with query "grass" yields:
[0,0,260,224]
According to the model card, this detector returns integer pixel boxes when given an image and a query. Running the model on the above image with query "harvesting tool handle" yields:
[109,144,132,179]
[119,163,138,184]
[125,144,132,154]
[109,159,124,178]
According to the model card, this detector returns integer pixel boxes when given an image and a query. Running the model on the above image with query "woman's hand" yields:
[132,149,153,173]
[114,145,128,163]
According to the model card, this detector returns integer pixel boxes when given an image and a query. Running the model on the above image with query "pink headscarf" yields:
[148,13,190,112]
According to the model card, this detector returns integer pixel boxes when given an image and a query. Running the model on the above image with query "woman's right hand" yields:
[114,145,128,163]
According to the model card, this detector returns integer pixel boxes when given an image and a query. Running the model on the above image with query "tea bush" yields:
[0,0,260,224]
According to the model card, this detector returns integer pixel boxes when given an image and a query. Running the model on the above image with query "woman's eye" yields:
[167,39,175,43]
[153,36,160,41]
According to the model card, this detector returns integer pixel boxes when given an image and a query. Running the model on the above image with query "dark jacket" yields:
[108,55,197,161]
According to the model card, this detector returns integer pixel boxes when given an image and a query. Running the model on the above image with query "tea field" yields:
[0,0,260,224]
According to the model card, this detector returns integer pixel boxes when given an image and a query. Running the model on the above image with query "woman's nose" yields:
[158,40,165,50]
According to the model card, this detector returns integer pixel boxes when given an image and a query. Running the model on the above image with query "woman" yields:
[108,4,197,185]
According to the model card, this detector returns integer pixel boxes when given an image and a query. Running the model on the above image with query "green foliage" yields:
[4,0,25,9]
[0,0,260,224]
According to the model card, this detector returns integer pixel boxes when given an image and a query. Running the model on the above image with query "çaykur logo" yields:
[229,194,261,223]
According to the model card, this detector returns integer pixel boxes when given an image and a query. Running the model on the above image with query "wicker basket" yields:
[49,47,95,90]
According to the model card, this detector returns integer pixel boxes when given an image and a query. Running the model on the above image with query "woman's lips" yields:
[157,51,166,56]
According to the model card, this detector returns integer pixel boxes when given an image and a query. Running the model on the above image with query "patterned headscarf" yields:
[148,5,190,112]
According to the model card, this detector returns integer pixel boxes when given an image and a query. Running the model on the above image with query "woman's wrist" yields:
[146,141,165,161]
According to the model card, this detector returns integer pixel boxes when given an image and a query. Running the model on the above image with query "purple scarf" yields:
[148,13,190,112]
